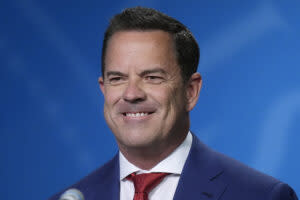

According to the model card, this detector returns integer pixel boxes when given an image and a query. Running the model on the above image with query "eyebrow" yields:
[139,68,167,77]
[106,71,127,77]
[105,68,167,78]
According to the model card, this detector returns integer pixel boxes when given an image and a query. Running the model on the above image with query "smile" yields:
[122,112,154,118]
[125,112,148,117]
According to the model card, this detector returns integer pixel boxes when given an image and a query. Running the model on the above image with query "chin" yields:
[117,130,160,148]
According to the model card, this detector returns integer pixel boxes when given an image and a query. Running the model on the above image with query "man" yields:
[49,7,298,200]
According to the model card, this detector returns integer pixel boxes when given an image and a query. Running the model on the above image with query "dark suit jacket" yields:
[49,134,298,200]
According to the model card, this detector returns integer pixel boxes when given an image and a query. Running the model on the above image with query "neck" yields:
[119,129,189,170]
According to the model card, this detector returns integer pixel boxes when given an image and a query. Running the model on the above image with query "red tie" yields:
[127,172,169,200]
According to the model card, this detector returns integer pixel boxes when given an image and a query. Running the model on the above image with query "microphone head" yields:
[59,188,84,200]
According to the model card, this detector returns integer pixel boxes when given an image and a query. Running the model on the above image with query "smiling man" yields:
[98,30,199,171]
[49,7,298,200]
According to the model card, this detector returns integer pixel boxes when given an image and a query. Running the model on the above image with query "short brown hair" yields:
[101,6,200,82]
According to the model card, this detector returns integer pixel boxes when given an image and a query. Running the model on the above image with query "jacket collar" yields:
[90,133,227,200]
[173,133,228,200]
[80,153,120,200]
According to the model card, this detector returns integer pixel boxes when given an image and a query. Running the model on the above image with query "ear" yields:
[185,72,202,111]
[98,76,105,94]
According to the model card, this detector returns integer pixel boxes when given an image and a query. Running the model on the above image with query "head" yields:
[99,7,202,167]
[101,6,200,83]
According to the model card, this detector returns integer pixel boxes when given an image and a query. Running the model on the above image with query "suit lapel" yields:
[82,153,120,200]
[87,133,228,200]
[173,134,228,200]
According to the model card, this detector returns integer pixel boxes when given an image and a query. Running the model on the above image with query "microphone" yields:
[59,188,84,200]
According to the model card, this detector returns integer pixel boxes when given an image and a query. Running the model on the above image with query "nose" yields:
[122,79,146,103]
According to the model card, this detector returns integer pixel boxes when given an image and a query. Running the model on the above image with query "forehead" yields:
[104,30,178,73]
[108,30,174,48]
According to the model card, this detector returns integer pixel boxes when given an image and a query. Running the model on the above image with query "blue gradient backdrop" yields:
[1,0,299,199]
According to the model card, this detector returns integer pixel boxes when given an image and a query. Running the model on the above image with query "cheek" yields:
[146,86,170,104]
[168,86,187,112]
[104,87,122,107]
[147,85,182,111]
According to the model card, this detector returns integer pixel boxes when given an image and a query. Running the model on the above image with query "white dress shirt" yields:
[119,131,193,200]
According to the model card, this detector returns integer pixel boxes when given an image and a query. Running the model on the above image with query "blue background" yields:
[1,0,299,199]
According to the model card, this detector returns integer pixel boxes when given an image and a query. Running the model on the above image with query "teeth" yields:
[125,112,149,117]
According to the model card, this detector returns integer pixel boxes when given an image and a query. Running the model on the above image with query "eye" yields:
[145,76,164,84]
[110,77,121,81]
[108,76,125,84]
[146,76,159,80]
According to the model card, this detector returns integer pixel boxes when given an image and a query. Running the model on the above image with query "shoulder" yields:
[48,154,119,200]
[216,151,296,199]
[189,134,298,199]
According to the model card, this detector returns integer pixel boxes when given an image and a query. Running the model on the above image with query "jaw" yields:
[116,125,189,170]
[104,102,190,169]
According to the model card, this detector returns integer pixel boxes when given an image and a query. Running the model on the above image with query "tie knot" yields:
[127,172,169,194]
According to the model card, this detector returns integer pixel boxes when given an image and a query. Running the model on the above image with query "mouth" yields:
[122,112,154,117]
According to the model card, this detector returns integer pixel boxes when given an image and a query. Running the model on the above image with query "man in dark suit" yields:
[49,7,298,200]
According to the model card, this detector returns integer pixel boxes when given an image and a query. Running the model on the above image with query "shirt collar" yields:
[119,131,193,180]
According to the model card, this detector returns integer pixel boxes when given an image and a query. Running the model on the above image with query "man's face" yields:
[99,30,196,152]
